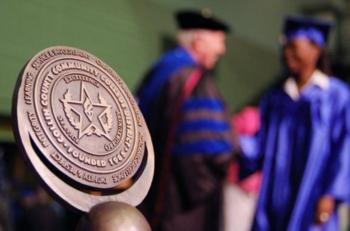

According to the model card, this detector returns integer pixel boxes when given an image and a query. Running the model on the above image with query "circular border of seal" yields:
[16,46,146,189]
[12,46,154,211]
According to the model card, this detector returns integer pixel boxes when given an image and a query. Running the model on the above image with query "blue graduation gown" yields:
[243,77,350,231]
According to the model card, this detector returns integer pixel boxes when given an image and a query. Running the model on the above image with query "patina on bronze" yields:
[12,46,154,212]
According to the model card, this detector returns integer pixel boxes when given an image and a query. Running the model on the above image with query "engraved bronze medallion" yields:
[13,46,154,211]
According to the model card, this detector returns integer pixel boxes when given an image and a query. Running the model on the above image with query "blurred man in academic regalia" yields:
[240,16,350,231]
[136,9,234,231]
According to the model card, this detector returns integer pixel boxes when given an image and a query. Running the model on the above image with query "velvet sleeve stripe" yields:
[182,98,225,112]
[172,140,233,156]
[176,120,230,134]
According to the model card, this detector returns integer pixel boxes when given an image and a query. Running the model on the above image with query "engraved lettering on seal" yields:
[17,46,146,190]
[27,112,49,147]
[24,72,34,105]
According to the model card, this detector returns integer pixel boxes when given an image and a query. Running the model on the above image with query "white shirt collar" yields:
[283,70,329,101]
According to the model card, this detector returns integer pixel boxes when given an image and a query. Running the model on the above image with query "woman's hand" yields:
[315,196,335,225]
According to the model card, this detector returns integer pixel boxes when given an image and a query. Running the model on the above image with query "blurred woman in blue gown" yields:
[241,16,350,231]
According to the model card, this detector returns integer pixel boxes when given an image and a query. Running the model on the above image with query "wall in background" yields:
[0,0,341,140]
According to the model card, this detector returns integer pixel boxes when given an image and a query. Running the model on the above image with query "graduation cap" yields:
[283,15,333,48]
[175,9,230,33]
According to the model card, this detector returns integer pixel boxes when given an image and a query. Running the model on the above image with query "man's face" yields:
[283,38,321,75]
[194,30,226,69]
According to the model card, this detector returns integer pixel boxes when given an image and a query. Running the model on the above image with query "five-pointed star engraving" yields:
[63,82,112,141]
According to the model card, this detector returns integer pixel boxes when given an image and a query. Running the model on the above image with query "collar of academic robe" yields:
[283,69,330,101]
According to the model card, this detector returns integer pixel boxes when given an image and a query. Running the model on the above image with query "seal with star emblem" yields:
[12,46,154,211]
